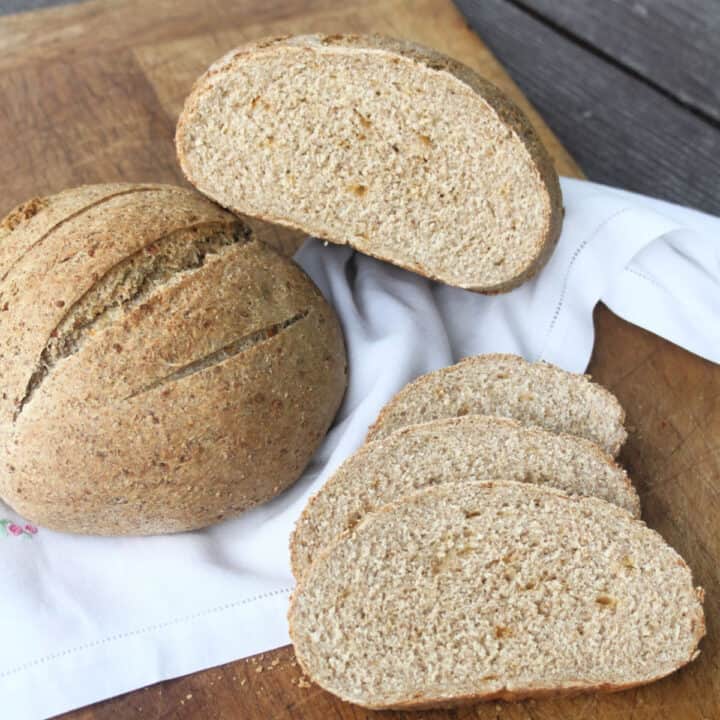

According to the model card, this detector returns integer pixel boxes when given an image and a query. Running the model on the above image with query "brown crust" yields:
[176,34,563,294]
[0,183,237,425]
[0,195,49,233]
[350,673,698,710]
[288,481,705,710]
[0,184,348,535]
[0,184,195,283]
[366,353,628,455]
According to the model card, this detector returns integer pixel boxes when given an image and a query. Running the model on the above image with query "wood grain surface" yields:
[0,1,716,718]
[514,0,720,123]
[6,0,720,216]
[456,0,720,216]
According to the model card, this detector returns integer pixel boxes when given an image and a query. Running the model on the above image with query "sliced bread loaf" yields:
[176,34,562,293]
[368,353,627,455]
[291,415,639,578]
[289,481,705,709]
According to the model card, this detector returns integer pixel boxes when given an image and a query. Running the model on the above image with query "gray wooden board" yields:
[0,0,78,13]
[516,0,720,123]
[455,0,720,215]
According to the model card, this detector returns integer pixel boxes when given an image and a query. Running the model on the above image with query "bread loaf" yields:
[176,34,563,293]
[290,415,639,578]
[368,353,627,455]
[0,184,347,534]
[289,481,704,709]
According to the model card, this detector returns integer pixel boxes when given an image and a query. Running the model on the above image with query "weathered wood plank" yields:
[4,0,720,214]
[0,0,80,14]
[517,0,720,123]
[0,48,181,200]
[0,0,341,71]
[455,0,720,215]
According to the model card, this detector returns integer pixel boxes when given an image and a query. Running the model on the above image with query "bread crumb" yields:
[255,666,263,673]
[297,676,312,688]
[186,693,192,700]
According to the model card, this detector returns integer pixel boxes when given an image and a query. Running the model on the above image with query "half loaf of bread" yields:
[289,481,704,709]
[290,415,639,578]
[176,34,563,293]
[368,353,627,455]
[0,184,347,534]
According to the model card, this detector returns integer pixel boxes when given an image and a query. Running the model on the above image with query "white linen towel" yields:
[1,177,719,719]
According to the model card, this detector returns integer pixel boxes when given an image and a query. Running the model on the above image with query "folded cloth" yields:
[2,177,719,719]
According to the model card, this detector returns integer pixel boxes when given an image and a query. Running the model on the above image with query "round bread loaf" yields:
[0,184,347,535]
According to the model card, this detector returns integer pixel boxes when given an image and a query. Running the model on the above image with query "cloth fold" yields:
[2,177,719,719]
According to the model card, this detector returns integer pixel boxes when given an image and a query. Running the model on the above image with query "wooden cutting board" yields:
[0,1,716,718]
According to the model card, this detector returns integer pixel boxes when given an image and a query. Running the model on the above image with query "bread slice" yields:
[176,34,563,293]
[290,415,639,578]
[289,481,705,710]
[368,353,627,455]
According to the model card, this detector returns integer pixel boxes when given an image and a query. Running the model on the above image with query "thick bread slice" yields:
[290,415,639,578]
[368,353,627,455]
[289,481,705,710]
[176,34,563,293]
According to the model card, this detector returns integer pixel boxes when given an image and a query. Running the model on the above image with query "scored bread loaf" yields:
[290,415,639,578]
[0,184,347,534]
[176,33,563,293]
[368,353,627,455]
[289,481,705,710]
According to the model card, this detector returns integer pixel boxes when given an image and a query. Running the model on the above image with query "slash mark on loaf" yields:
[124,309,311,400]
[0,186,162,287]
[13,224,251,420]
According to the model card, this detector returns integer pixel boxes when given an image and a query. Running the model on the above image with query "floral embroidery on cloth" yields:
[0,519,38,538]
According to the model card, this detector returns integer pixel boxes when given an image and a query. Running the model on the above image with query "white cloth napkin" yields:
[2,177,719,719]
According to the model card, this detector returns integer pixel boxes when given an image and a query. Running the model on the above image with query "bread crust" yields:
[0,184,347,534]
[176,34,563,294]
[290,414,639,578]
[367,353,627,455]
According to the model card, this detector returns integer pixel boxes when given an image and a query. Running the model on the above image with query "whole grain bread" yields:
[0,184,347,534]
[368,353,627,455]
[176,34,563,293]
[290,415,639,578]
[289,481,705,710]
